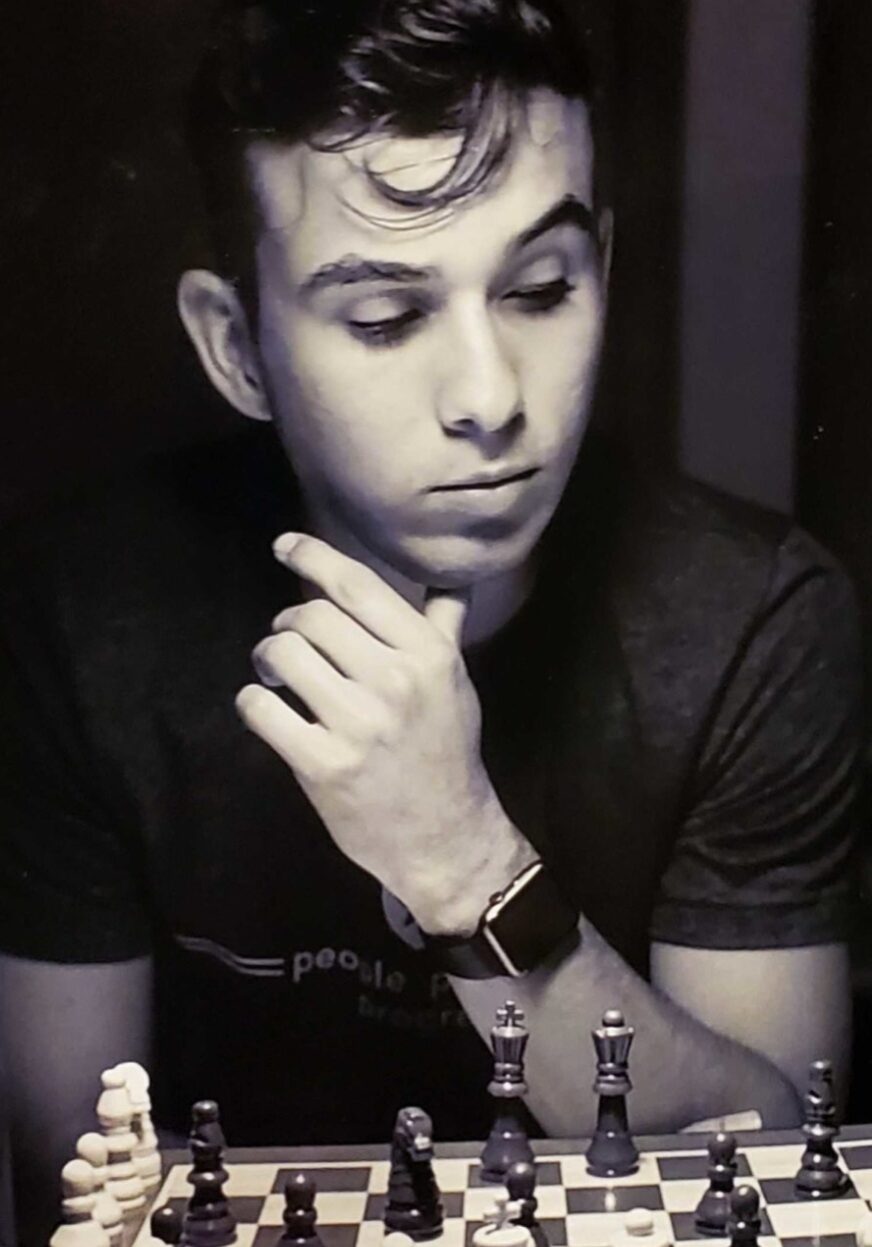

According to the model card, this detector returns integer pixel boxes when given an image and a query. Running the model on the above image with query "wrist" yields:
[409,809,538,938]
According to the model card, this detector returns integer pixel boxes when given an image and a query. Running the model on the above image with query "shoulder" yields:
[573,441,855,656]
[552,439,860,765]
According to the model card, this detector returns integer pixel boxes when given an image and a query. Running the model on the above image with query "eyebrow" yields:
[298,194,595,298]
[300,257,437,298]
[513,194,595,251]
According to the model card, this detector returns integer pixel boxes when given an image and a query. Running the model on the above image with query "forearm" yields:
[450,915,802,1136]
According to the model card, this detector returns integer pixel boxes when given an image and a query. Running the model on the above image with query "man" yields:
[0,0,860,1240]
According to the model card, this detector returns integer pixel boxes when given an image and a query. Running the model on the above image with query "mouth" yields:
[432,467,539,492]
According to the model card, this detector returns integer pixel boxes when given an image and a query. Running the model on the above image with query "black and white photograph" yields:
[1,4,871,1247]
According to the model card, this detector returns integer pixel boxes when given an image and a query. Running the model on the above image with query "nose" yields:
[436,299,522,439]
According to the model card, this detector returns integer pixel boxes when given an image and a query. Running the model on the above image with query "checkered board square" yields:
[132,1140,872,1247]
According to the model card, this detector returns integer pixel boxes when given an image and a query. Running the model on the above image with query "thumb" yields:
[423,587,471,646]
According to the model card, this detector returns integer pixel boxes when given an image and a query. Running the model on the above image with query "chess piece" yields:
[96,1068,146,1217]
[506,1162,548,1247]
[480,1003,535,1183]
[152,1206,184,1246]
[182,1100,236,1247]
[612,1208,672,1247]
[76,1134,124,1247]
[727,1186,760,1247]
[473,1194,533,1247]
[585,1009,639,1178]
[794,1059,849,1199]
[384,1107,444,1241]
[50,1159,111,1247]
[694,1132,738,1235]
[114,1062,162,1193]
[281,1173,323,1247]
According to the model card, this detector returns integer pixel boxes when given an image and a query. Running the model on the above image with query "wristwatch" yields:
[423,860,580,979]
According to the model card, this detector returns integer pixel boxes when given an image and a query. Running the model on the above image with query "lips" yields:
[433,467,539,492]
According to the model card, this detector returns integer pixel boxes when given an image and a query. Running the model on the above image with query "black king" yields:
[585,1009,640,1178]
[480,1002,536,1182]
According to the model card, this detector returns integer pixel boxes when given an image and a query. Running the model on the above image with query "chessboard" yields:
[131,1128,872,1247]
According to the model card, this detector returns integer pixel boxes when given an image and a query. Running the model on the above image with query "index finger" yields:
[273,533,434,651]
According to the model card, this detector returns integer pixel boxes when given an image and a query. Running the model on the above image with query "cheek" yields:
[520,301,604,438]
[268,316,432,440]
[260,319,422,493]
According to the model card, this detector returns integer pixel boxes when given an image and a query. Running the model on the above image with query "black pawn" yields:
[585,1009,639,1178]
[151,1206,184,1246]
[182,1100,236,1247]
[480,1003,535,1183]
[281,1174,323,1247]
[694,1133,738,1236]
[794,1059,849,1199]
[728,1186,760,1247]
[507,1162,549,1247]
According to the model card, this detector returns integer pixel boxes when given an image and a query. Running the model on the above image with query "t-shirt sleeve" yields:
[650,525,862,950]
[0,529,152,963]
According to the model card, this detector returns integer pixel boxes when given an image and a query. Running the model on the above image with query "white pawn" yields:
[472,1195,533,1247]
[96,1067,146,1217]
[76,1134,124,1247]
[50,1159,111,1247]
[612,1208,673,1247]
[113,1061,161,1193]
[856,1210,872,1247]
[384,1236,416,1247]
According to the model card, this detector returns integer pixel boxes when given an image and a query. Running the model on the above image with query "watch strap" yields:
[423,860,579,979]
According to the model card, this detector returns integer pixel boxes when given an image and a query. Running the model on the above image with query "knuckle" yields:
[304,598,336,628]
[326,739,365,781]
[331,573,358,607]
[381,662,415,703]
[270,630,304,659]
[362,701,397,744]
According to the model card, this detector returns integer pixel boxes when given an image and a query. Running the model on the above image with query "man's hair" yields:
[187,0,600,290]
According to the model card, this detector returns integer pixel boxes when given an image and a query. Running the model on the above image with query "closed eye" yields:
[347,307,425,348]
[506,278,575,314]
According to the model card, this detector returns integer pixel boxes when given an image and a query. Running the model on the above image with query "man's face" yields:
[247,92,606,589]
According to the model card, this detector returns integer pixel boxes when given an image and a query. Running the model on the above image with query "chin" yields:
[386,530,537,590]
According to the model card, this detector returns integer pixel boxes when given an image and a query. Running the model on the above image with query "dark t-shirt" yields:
[0,428,861,1143]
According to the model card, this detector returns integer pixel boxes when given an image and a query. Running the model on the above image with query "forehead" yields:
[246,91,595,283]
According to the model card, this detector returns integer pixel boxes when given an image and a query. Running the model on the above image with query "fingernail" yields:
[273,533,301,562]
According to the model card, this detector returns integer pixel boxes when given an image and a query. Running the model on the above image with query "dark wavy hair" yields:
[187,0,601,287]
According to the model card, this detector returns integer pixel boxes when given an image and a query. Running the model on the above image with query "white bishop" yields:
[114,1061,161,1193]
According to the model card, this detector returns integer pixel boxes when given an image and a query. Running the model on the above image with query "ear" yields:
[177,270,271,422]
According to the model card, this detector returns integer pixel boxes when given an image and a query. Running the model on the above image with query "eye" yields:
[506,277,575,314]
[346,306,425,348]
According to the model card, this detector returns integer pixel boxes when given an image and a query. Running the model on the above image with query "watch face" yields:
[486,871,577,974]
